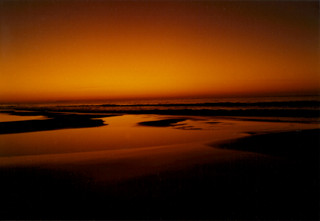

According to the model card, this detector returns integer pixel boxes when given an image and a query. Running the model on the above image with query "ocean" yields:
[1,95,319,116]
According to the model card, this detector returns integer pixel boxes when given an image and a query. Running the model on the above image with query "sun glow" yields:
[1,1,319,103]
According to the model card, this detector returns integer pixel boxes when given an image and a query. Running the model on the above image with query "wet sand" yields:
[138,118,187,127]
[215,128,320,158]
[0,128,319,219]
[0,112,116,134]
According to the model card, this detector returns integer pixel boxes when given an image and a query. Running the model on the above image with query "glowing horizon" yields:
[0,1,319,103]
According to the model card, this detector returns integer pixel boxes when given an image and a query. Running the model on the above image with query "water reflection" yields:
[0,114,318,157]
[0,113,47,122]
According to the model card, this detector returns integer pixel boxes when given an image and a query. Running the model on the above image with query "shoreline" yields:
[0,110,318,135]
[0,128,319,219]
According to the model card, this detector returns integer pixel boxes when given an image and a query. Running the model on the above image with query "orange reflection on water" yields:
[0,113,47,122]
[0,114,319,182]
[0,114,318,157]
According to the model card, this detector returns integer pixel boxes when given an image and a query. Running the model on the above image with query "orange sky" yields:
[0,1,319,103]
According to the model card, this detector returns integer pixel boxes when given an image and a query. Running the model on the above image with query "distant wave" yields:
[1,100,319,118]
[69,100,320,108]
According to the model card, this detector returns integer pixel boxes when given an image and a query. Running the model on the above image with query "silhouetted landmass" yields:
[206,121,220,124]
[225,116,318,123]
[0,113,115,134]
[214,128,320,159]
[138,118,187,127]
[0,110,117,118]
[0,110,46,116]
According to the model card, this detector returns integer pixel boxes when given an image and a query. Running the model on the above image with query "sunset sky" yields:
[0,0,319,103]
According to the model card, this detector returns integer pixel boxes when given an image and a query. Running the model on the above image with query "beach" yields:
[0,106,319,219]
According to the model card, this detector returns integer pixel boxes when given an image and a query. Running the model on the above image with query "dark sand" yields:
[138,118,187,127]
[0,112,116,134]
[0,129,319,219]
[215,128,320,158]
